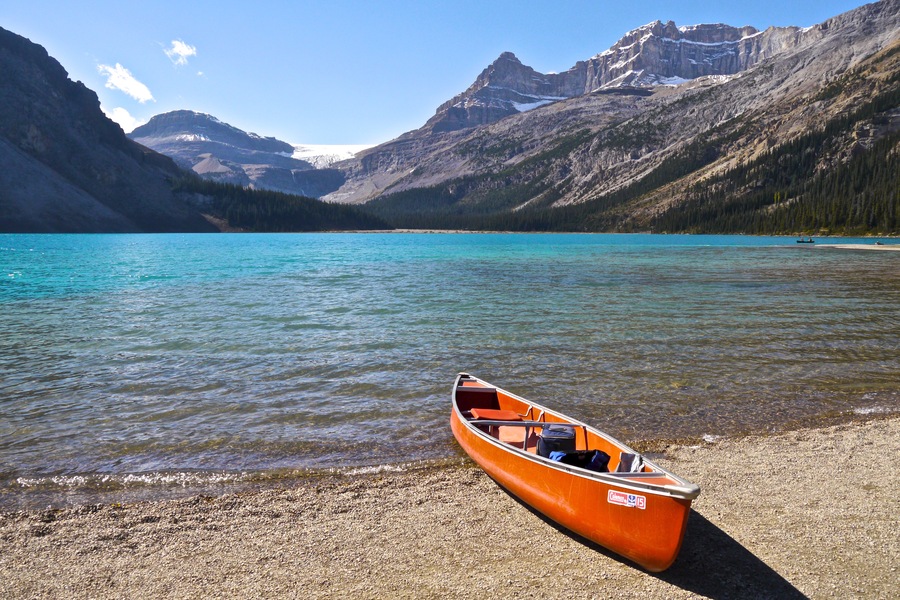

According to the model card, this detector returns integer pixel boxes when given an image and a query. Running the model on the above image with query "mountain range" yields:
[0,27,384,233]
[328,0,899,234]
[1,1,898,233]
[0,27,216,232]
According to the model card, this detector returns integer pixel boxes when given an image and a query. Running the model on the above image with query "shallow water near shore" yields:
[1,233,898,509]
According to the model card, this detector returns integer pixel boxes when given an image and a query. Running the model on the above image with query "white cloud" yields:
[102,106,144,133]
[97,63,155,103]
[165,39,197,66]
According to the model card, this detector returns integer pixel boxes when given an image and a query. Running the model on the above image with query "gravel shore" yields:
[1,416,897,599]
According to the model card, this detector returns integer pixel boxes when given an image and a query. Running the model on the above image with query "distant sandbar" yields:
[816,243,900,251]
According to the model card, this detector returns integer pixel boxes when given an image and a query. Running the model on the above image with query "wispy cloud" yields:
[101,106,144,133]
[165,39,197,66]
[97,63,155,103]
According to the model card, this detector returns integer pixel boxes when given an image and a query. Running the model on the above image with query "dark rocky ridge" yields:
[0,27,215,233]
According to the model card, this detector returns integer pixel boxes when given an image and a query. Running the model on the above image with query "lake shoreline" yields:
[2,407,891,513]
[2,415,896,598]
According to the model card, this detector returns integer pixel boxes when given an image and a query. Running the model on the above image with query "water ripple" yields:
[1,233,898,508]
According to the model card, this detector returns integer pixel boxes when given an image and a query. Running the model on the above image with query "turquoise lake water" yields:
[1,233,898,509]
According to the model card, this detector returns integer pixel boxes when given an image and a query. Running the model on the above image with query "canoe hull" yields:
[450,374,697,572]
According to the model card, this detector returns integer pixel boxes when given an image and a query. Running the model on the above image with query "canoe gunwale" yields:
[452,373,700,500]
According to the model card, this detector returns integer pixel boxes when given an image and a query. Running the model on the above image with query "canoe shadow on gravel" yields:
[659,510,807,599]
[502,488,806,599]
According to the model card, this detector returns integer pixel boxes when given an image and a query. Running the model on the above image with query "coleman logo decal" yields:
[608,490,646,509]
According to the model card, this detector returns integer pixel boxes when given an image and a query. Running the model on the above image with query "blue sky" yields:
[2,0,873,145]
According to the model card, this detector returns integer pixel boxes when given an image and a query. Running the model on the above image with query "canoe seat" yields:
[470,408,527,448]
[469,408,522,421]
[498,425,529,448]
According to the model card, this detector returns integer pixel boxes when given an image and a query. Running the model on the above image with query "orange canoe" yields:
[450,373,700,572]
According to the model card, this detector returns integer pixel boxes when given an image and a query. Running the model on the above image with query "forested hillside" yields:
[172,176,390,232]
[362,94,899,235]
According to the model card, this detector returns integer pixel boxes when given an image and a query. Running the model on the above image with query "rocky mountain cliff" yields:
[423,21,804,133]
[130,111,345,198]
[0,28,216,233]
[328,0,900,235]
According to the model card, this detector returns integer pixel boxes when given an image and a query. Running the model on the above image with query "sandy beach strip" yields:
[1,416,897,599]
[815,243,900,251]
